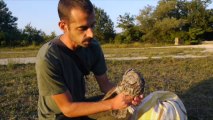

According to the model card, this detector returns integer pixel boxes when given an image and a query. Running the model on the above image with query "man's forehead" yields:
[69,9,95,26]
[70,8,95,21]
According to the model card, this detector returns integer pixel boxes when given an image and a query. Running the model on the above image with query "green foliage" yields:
[114,34,124,44]
[0,0,17,31]
[154,0,177,19]
[187,28,203,44]
[117,13,135,31]
[46,31,57,41]
[137,5,155,34]
[117,13,143,43]
[138,0,186,43]
[1,0,213,46]
[0,0,20,47]
[20,24,45,46]
[94,6,115,44]
[0,1,57,47]
[136,0,213,44]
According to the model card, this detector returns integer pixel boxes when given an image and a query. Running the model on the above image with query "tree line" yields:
[0,0,57,47]
[0,0,213,47]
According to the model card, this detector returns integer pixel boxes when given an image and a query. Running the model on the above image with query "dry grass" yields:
[1,57,212,119]
[0,46,39,59]
[1,44,211,59]
[102,47,208,58]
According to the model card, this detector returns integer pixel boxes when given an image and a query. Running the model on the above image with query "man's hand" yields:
[131,94,143,106]
[110,93,133,110]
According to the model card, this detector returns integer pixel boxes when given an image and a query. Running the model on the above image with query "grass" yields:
[1,44,212,59]
[0,46,39,59]
[101,42,173,48]
[0,47,207,59]
[0,45,41,51]
[0,51,38,59]
[0,64,38,119]
[0,57,213,119]
[102,47,209,58]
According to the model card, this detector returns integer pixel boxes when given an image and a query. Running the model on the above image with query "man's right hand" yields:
[110,93,133,110]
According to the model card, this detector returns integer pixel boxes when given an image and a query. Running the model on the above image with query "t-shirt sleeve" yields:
[36,51,67,96]
[91,43,107,76]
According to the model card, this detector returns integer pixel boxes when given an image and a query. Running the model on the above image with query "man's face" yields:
[65,8,96,48]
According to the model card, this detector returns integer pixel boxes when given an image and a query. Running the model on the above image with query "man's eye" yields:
[79,27,88,31]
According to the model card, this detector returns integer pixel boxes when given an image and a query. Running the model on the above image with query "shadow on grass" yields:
[181,77,213,120]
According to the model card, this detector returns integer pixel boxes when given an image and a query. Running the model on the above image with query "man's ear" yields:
[58,21,68,32]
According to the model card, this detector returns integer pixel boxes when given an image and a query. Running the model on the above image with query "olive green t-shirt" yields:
[36,37,107,120]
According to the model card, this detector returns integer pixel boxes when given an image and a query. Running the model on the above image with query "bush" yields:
[114,34,124,44]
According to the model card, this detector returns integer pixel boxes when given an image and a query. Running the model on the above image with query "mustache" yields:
[83,37,93,42]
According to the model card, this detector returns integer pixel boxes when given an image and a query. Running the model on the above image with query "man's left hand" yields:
[131,94,143,106]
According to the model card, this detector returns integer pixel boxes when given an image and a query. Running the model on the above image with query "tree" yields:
[94,6,115,44]
[117,13,135,31]
[131,0,194,44]
[137,1,186,43]
[184,0,213,43]
[41,31,57,42]
[21,24,45,46]
[154,0,178,19]
[117,13,143,43]
[203,9,213,40]
[137,5,158,43]
[47,31,57,41]
[0,0,19,46]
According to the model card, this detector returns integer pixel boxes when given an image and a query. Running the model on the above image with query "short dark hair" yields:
[58,0,94,21]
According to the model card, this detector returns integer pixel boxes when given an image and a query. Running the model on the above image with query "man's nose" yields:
[86,28,94,38]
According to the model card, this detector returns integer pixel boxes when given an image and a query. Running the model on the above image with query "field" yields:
[0,56,212,120]
[1,43,213,59]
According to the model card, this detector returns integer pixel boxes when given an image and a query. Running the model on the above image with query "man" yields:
[36,0,143,119]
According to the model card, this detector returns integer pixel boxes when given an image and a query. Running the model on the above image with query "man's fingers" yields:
[132,101,138,105]
[131,94,144,105]
[139,94,144,99]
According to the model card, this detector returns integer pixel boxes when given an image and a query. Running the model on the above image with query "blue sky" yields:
[4,0,213,35]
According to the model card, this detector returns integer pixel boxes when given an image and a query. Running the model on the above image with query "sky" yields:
[4,0,213,35]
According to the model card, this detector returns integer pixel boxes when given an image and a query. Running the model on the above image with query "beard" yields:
[81,37,93,47]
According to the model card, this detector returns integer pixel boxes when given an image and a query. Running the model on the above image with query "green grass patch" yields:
[0,57,213,119]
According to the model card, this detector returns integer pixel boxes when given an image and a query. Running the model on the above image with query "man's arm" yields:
[95,73,115,93]
[52,90,133,118]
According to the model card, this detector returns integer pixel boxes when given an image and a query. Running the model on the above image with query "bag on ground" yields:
[131,91,187,120]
